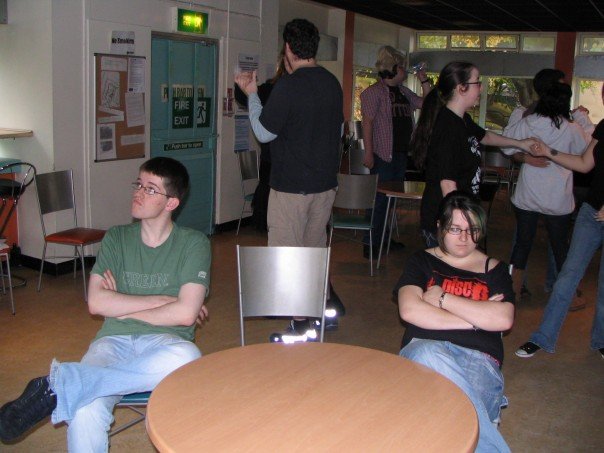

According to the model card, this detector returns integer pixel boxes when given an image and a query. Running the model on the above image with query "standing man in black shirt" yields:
[235,18,344,341]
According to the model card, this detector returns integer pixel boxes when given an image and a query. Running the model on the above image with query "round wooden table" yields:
[146,343,477,452]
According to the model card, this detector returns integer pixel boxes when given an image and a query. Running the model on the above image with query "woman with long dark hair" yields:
[501,82,590,301]
[411,61,537,248]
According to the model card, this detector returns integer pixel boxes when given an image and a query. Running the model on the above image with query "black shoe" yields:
[0,376,57,442]
[599,348,604,359]
[269,320,320,344]
[515,341,541,358]
[326,283,345,317]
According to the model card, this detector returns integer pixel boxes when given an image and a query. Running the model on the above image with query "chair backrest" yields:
[482,146,511,170]
[0,162,36,201]
[237,245,330,345]
[35,169,78,235]
[238,149,258,182]
[333,173,378,211]
[348,121,370,175]
[0,162,37,238]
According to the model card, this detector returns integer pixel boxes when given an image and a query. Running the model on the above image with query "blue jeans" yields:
[530,203,604,352]
[510,226,558,291]
[49,334,201,452]
[400,339,510,453]
[510,206,572,272]
[364,153,406,246]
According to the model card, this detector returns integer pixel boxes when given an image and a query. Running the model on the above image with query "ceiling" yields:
[311,0,604,32]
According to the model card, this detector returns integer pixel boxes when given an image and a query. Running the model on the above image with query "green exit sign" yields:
[177,9,208,34]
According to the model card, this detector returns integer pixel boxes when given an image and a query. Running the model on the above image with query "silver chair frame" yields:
[237,245,330,346]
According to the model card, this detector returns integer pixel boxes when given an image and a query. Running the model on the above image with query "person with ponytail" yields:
[411,61,538,248]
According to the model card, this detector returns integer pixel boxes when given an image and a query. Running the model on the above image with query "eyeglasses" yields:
[131,182,170,197]
[465,80,482,87]
[446,227,481,237]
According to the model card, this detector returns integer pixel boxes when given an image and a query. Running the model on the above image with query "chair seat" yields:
[119,391,151,405]
[45,228,106,245]
[332,213,372,230]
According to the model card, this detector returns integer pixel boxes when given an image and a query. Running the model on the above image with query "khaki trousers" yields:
[267,188,336,247]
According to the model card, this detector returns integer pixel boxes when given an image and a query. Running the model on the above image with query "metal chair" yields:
[0,162,36,314]
[236,150,259,235]
[35,169,106,301]
[237,245,330,346]
[109,392,151,438]
[328,173,378,275]
[0,162,37,241]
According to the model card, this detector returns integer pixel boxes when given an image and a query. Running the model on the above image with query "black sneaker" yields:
[0,376,57,442]
[326,283,345,317]
[269,320,320,344]
[515,341,541,358]
[599,348,604,359]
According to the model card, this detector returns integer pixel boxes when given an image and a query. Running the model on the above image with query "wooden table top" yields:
[146,343,478,453]
[377,180,425,199]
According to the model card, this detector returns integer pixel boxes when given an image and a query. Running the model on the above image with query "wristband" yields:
[420,79,429,84]
[438,292,446,309]
[550,149,559,156]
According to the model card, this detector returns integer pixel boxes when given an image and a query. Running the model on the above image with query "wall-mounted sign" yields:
[111,31,135,55]
[172,84,194,129]
[176,8,209,34]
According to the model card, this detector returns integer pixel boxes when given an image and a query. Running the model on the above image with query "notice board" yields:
[94,53,146,162]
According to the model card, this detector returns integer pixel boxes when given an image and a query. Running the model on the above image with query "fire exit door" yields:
[151,33,217,234]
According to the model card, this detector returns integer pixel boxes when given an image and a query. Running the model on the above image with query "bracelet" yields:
[550,149,559,156]
[438,292,446,309]
[420,79,430,84]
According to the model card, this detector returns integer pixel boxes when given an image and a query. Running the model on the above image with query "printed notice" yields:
[128,57,145,93]
[101,56,127,72]
[96,123,116,160]
[121,134,145,146]
[125,92,145,128]
[101,71,121,108]
[234,115,250,152]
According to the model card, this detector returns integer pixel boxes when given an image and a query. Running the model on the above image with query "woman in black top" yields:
[395,191,514,452]
[411,61,538,247]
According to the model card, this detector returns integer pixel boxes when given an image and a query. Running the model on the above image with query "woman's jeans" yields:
[530,203,604,352]
[510,206,572,272]
[49,334,201,453]
[400,339,510,453]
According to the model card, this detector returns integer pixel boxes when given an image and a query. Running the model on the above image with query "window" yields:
[416,73,531,132]
[417,32,553,53]
[485,34,518,51]
[522,36,555,52]
[580,35,604,54]
[451,34,480,49]
[417,34,447,50]
[575,79,604,124]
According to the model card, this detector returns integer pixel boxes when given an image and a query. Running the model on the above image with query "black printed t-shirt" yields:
[388,85,414,155]
[420,108,486,233]
[393,250,514,366]
[585,119,604,211]
[259,66,343,194]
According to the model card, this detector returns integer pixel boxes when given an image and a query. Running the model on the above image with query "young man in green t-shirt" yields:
[0,157,211,451]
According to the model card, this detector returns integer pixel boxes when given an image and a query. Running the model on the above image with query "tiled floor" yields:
[0,191,602,452]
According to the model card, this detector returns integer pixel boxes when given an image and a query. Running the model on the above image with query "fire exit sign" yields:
[176,8,208,34]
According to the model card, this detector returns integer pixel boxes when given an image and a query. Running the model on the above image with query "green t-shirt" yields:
[92,222,211,342]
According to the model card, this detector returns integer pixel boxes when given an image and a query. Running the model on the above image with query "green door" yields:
[151,34,217,234]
